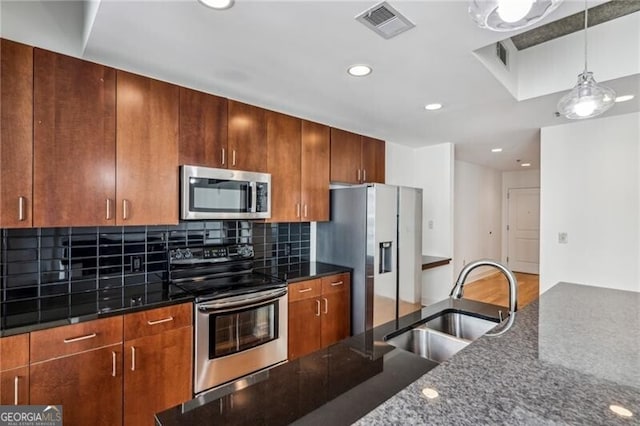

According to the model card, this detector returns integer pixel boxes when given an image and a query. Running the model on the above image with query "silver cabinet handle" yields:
[363,169,367,182]
[18,196,26,221]
[296,203,300,218]
[122,199,130,220]
[330,281,344,287]
[106,198,112,220]
[131,346,136,371]
[357,169,361,182]
[303,204,308,218]
[315,299,321,317]
[14,376,19,405]
[298,288,312,293]
[221,148,226,166]
[63,333,97,343]
[232,150,237,166]
[112,351,117,377]
[147,316,174,325]
[323,297,328,314]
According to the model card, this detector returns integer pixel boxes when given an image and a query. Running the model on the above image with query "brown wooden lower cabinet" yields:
[124,324,192,426]
[30,344,123,426]
[288,273,351,361]
[0,367,29,405]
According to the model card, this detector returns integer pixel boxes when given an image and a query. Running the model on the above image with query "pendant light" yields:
[469,0,563,32]
[557,0,615,119]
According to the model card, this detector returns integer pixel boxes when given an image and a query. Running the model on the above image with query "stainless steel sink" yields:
[385,311,499,363]
[424,312,497,340]
[386,327,469,363]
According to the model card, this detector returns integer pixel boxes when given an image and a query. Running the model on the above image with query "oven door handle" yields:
[197,288,287,312]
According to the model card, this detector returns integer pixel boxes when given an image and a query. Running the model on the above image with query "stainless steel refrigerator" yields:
[317,184,423,335]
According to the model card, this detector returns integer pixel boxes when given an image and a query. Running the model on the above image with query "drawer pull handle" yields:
[147,316,174,325]
[63,333,97,343]
[298,288,312,293]
[131,346,136,371]
[14,376,19,405]
[112,351,117,377]
[330,281,344,287]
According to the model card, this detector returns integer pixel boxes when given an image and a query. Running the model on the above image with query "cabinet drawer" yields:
[321,273,350,295]
[30,316,123,363]
[288,279,321,302]
[124,303,192,341]
[0,334,29,371]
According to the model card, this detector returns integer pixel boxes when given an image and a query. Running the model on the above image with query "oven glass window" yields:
[190,179,250,212]
[209,301,278,359]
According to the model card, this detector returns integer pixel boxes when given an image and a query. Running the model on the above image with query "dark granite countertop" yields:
[421,255,451,270]
[155,297,503,426]
[256,261,351,284]
[357,283,640,425]
[157,282,640,425]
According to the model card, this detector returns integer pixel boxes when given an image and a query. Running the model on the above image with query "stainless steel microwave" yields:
[180,165,271,220]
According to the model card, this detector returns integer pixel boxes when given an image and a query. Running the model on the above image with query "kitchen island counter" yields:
[156,282,640,425]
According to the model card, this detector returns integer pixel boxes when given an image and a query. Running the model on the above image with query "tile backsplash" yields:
[0,221,310,328]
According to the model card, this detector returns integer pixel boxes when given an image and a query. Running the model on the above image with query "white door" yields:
[507,188,540,274]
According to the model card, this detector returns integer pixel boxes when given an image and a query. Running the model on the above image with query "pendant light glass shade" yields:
[557,72,615,119]
[556,0,615,120]
[469,0,563,31]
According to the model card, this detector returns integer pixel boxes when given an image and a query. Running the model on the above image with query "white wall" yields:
[540,112,640,294]
[387,142,455,305]
[501,169,540,264]
[454,161,502,282]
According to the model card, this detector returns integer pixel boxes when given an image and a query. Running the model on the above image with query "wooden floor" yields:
[374,296,422,327]
[462,272,539,309]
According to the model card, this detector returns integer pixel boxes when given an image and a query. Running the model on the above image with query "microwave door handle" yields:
[249,182,257,213]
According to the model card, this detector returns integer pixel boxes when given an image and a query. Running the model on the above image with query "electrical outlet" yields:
[558,232,568,244]
[131,255,142,272]
[284,243,291,256]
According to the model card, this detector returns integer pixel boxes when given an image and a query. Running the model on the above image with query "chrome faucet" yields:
[450,259,518,336]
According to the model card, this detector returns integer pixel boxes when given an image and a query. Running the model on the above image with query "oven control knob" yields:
[184,249,193,259]
[174,249,183,260]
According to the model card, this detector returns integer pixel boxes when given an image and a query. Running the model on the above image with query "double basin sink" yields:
[385,311,499,363]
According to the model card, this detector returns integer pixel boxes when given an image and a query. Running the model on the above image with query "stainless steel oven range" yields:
[168,243,287,396]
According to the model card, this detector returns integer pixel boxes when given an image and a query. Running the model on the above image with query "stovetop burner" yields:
[168,243,285,302]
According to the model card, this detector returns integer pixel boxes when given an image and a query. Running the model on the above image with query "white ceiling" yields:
[2,0,639,171]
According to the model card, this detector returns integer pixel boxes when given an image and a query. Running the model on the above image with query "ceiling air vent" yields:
[496,41,508,67]
[356,2,415,40]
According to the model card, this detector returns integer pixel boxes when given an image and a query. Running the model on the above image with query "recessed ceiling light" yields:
[425,103,443,111]
[421,387,439,399]
[347,65,372,77]
[609,405,633,418]
[521,163,531,167]
[491,148,503,153]
[198,0,234,10]
[615,94,635,103]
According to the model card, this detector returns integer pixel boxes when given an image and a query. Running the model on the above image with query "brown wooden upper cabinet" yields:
[116,71,179,225]
[266,114,330,222]
[33,49,117,228]
[179,87,228,168]
[227,100,267,172]
[330,128,385,184]
[0,39,33,228]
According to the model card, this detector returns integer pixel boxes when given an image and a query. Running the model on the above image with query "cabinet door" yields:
[124,326,192,426]
[116,71,179,225]
[361,136,385,184]
[30,344,123,426]
[330,128,361,184]
[228,100,267,172]
[266,111,301,222]
[33,49,116,227]
[288,298,321,361]
[321,290,350,347]
[301,121,330,222]
[179,87,228,168]
[0,39,33,228]
[0,367,29,405]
